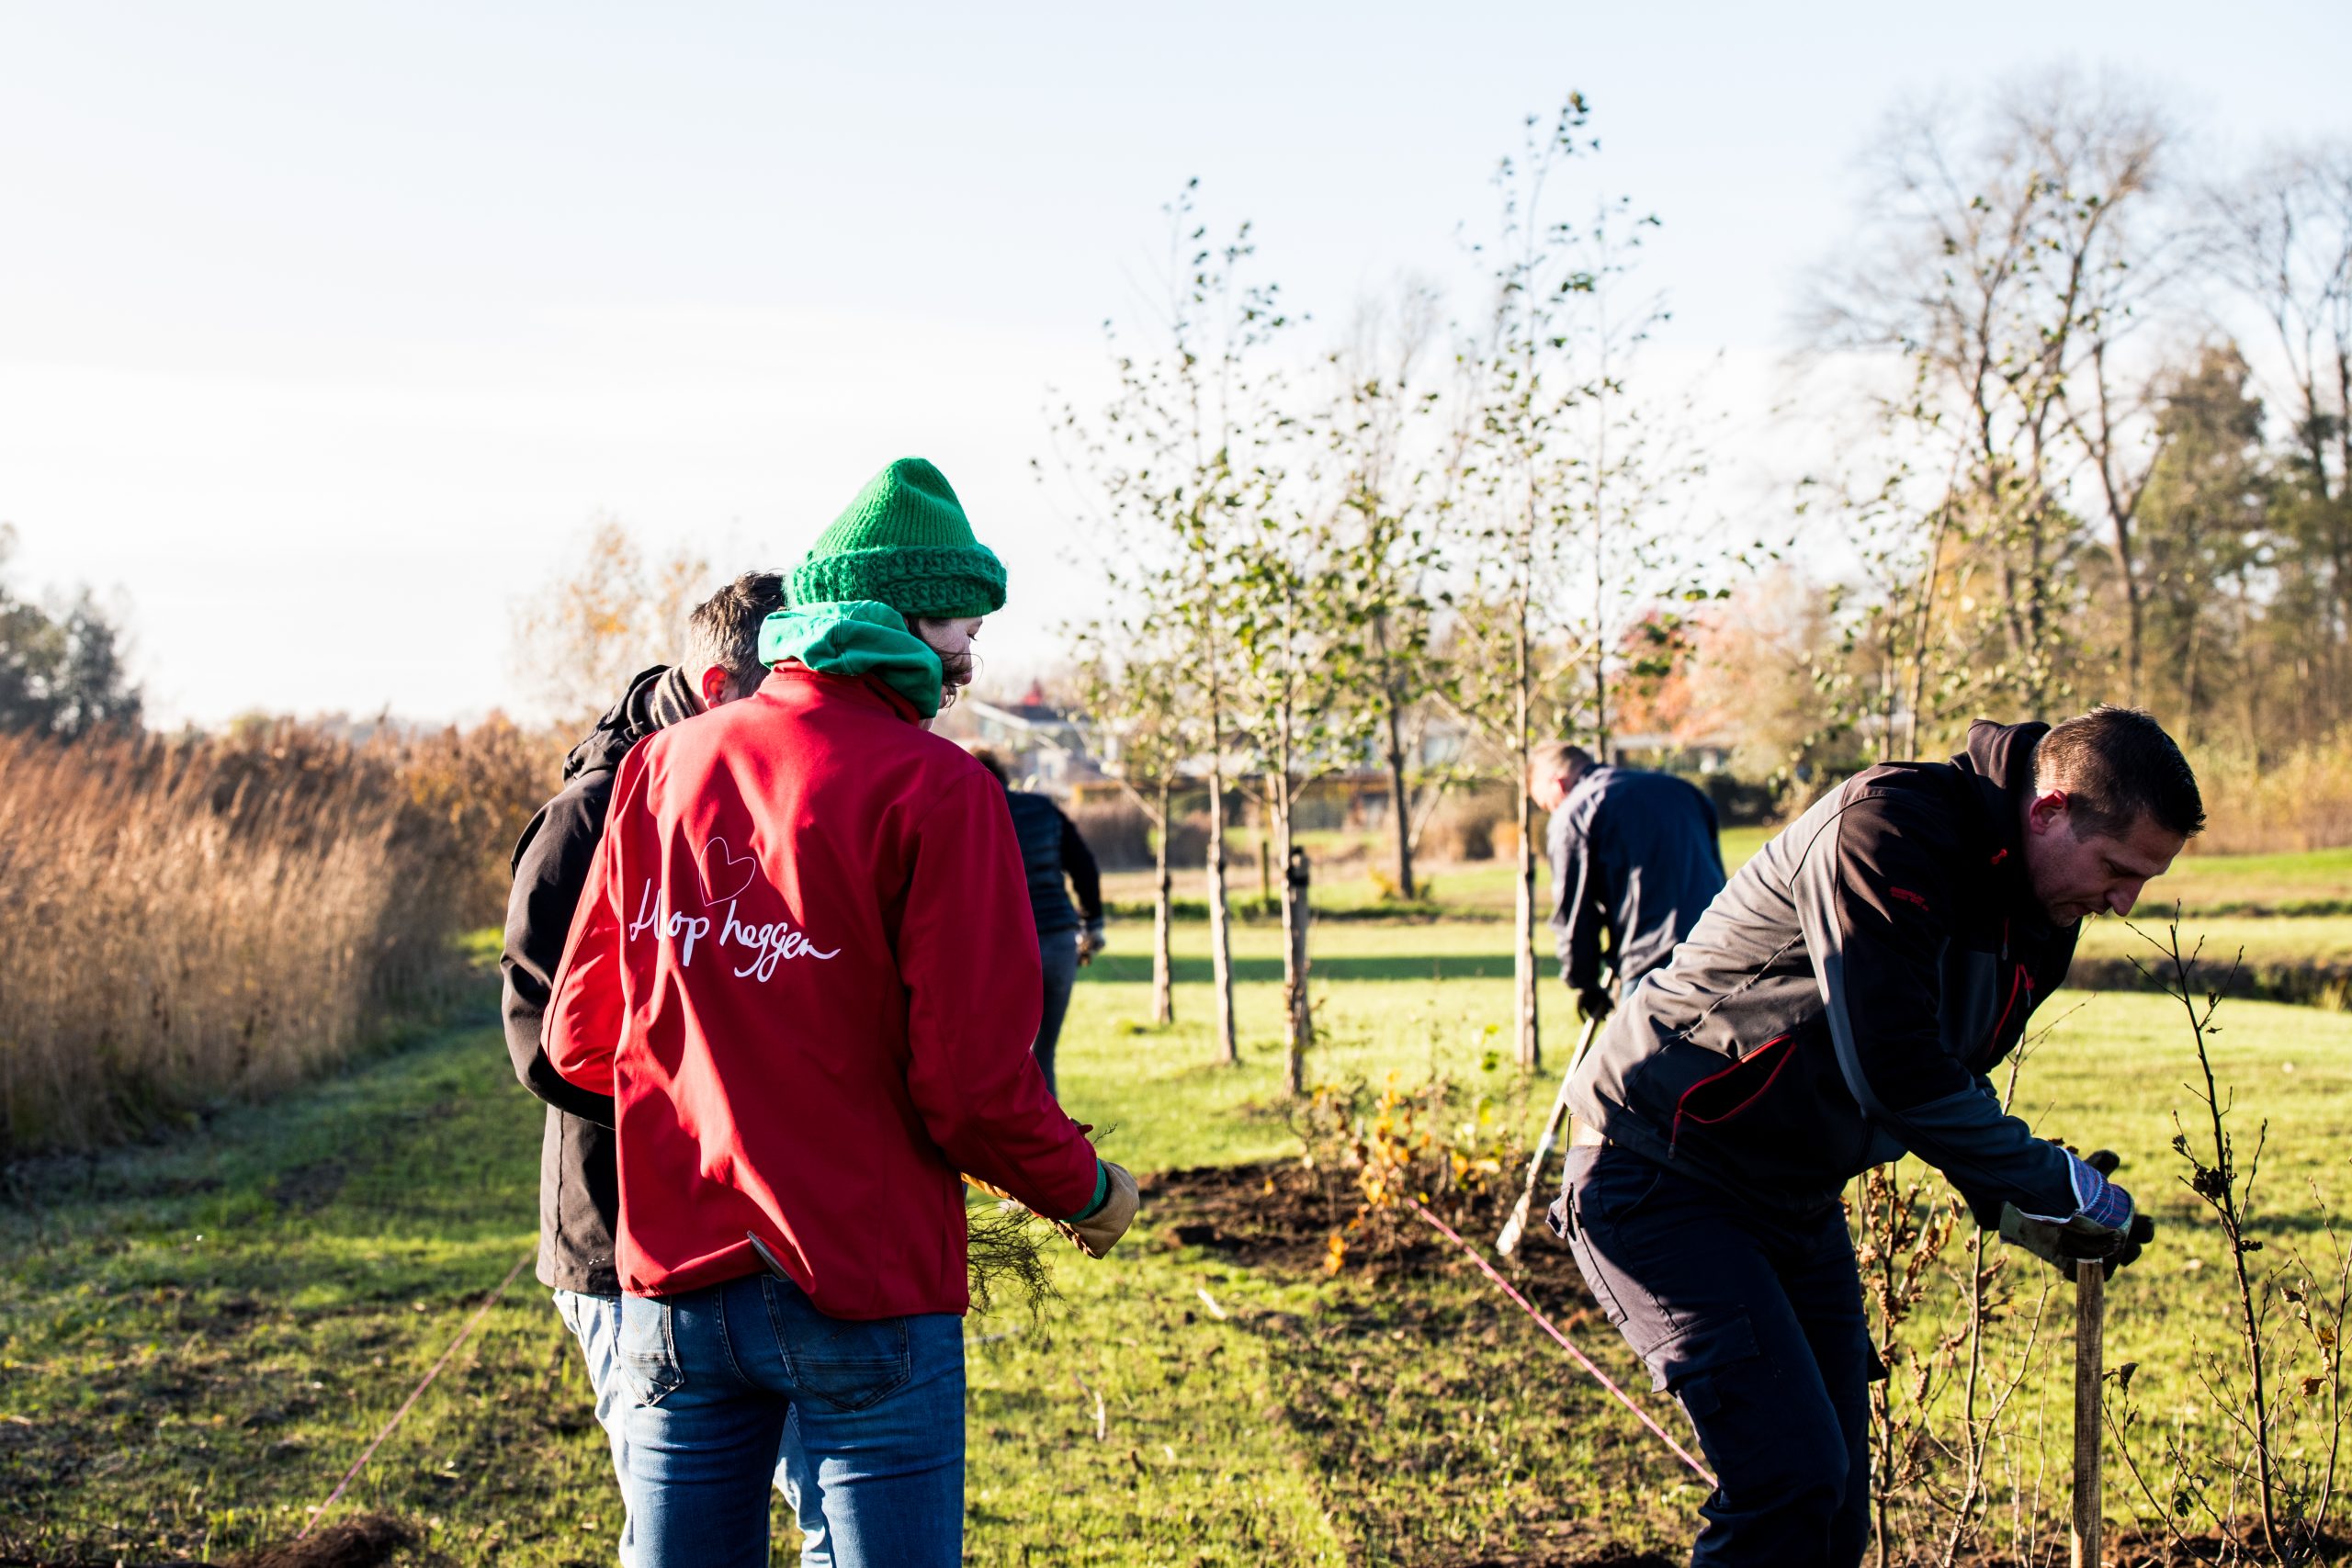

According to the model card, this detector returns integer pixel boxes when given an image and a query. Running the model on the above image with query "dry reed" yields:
[0,726,476,1157]
[2193,728,2352,853]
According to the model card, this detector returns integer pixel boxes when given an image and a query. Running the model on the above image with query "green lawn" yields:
[4,916,2346,1564]
[1112,829,2352,934]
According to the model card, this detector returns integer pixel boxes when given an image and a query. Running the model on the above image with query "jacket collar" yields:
[762,661,928,725]
[562,664,699,782]
[1953,717,2050,925]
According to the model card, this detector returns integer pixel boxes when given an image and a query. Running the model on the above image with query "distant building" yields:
[931,680,1104,796]
[1606,731,1735,774]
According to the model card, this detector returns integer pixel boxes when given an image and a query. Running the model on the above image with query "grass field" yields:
[1111,830,2352,925]
[5,892,2348,1566]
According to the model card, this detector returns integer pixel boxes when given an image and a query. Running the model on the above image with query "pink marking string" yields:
[1409,1201,1716,1486]
[298,1249,536,1538]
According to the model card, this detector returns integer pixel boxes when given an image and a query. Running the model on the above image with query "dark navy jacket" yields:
[1566,720,2082,1221]
[1548,765,1725,991]
[1004,792,1102,936]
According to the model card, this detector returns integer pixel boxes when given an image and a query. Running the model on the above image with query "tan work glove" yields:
[1068,1161,1139,1258]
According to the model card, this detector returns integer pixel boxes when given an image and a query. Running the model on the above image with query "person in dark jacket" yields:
[1555,708,2195,1567]
[969,750,1105,1099]
[500,570,786,1551]
[1529,741,1724,1021]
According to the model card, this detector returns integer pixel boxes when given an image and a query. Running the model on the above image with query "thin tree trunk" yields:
[1384,705,1415,900]
[1512,589,1541,1073]
[1151,775,1173,1027]
[1204,711,1238,1066]
[1374,615,1418,900]
[1275,768,1311,1096]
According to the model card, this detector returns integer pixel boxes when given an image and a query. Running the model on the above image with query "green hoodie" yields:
[757,600,945,718]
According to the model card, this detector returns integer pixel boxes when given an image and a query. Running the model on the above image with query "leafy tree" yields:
[0,525,142,739]
[1049,183,1290,1066]
[1319,285,1450,903]
[1438,96,1695,1070]
[1070,628,1192,1027]
[2130,344,2272,744]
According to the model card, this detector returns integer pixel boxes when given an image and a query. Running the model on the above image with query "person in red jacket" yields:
[547,457,1137,1568]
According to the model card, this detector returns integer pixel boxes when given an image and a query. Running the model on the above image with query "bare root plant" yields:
[1293,1070,1521,1274]
[2106,916,2350,1564]
[1855,1156,1960,1566]
[1855,1011,2073,1566]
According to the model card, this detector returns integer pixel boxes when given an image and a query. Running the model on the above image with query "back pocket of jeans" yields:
[764,1280,911,1413]
[616,1293,684,1408]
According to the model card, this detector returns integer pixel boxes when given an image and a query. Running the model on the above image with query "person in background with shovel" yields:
[1498,741,1725,1256]
[1554,708,2188,1566]
[1532,739,1725,1028]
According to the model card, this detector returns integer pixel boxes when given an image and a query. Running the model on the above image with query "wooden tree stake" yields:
[2072,1259,2106,1568]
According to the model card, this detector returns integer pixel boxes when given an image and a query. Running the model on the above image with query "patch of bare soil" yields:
[1428,1551,1675,1568]
[1951,1528,2350,1567]
[1139,1158,1596,1303]
[0,1513,416,1568]
[232,1516,418,1568]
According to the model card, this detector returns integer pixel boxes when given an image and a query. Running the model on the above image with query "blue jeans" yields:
[1034,927,1080,1098]
[610,1271,965,1568]
[1556,1143,1871,1568]
[554,1289,807,1564]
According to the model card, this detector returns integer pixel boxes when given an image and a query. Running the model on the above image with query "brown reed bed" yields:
[0,725,503,1159]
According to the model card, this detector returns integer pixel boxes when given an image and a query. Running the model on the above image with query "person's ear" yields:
[698,664,731,708]
[2027,789,2068,834]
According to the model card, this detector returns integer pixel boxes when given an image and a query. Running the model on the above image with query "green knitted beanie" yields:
[788,457,1008,621]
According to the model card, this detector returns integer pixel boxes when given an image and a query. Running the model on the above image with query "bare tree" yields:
[511,516,712,728]
[1817,69,2180,716]
[2207,144,2352,718]
[2209,142,2352,502]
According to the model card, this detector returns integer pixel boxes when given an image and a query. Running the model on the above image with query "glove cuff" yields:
[2064,1149,2133,1229]
[1066,1161,1110,1224]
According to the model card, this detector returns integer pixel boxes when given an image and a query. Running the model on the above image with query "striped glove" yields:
[1998,1147,2155,1279]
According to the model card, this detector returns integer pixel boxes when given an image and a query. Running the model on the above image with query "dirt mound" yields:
[0,1516,414,1568]
[1141,1159,1597,1301]
[231,1515,416,1568]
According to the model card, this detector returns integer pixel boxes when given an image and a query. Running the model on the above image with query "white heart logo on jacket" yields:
[697,837,760,906]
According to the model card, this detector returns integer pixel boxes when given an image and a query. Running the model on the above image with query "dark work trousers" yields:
[1032,929,1080,1099]
[1555,1142,1871,1568]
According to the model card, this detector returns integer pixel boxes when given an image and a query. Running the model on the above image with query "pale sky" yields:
[3,2,2346,727]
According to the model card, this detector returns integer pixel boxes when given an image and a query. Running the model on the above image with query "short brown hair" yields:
[2033,705,2204,840]
[684,571,786,695]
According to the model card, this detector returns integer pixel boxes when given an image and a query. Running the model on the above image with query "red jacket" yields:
[545,664,1100,1317]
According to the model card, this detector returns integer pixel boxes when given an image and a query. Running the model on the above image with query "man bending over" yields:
[1558,707,2192,1566]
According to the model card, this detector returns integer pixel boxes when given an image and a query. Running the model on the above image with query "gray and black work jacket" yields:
[1548,765,1724,992]
[1566,719,2081,1221]
[500,664,696,1296]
